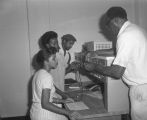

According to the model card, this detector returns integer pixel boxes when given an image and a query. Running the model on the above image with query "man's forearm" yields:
[94,64,124,79]
[94,64,111,76]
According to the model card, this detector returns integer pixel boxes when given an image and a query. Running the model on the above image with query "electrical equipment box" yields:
[85,41,112,51]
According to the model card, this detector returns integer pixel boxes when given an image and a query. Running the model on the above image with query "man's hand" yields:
[84,62,96,72]
[70,61,81,70]
[66,61,81,74]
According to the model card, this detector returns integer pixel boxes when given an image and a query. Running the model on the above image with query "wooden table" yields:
[65,90,126,120]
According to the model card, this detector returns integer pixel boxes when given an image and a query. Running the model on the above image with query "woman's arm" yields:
[55,86,69,100]
[41,88,70,117]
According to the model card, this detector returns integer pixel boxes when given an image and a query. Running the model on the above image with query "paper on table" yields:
[66,101,89,110]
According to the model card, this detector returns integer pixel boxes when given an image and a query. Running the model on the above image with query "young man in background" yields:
[51,34,78,92]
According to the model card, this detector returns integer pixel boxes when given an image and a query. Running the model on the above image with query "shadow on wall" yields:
[26,75,33,117]
[26,51,41,117]
[98,13,114,41]
[38,37,44,50]
[98,13,116,53]
[31,53,41,71]
[26,33,44,117]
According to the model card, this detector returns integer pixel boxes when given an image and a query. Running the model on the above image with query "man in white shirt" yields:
[51,34,77,92]
[84,6,147,120]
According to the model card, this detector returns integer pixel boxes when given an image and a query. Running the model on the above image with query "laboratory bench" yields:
[65,54,130,120]
[64,81,130,120]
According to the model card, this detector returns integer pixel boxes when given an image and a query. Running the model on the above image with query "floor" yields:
[2,116,30,120]
[2,114,131,120]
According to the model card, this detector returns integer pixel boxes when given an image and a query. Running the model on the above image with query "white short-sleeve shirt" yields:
[32,69,55,103]
[50,47,70,91]
[113,21,147,86]
[30,69,67,120]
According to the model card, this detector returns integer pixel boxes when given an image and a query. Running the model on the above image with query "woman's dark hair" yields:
[40,31,58,49]
[35,47,57,68]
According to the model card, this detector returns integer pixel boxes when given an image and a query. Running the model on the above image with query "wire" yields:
[76,70,83,93]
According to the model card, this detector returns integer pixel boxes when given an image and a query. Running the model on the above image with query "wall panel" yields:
[0,0,30,117]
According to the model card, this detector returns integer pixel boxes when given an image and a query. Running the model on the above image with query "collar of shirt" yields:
[59,46,67,56]
[58,45,71,66]
[117,21,131,38]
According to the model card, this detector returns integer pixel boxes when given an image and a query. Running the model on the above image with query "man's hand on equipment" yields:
[84,62,96,72]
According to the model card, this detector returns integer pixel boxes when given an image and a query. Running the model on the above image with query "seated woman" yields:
[30,47,80,120]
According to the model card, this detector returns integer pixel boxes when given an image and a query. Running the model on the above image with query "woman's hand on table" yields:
[65,98,75,103]
[60,98,74,104]
[62,93,75,102]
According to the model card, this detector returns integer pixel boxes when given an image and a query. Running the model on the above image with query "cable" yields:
[76,70,83,93]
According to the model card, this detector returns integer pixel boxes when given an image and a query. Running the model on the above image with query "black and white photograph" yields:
[0,0,147,120]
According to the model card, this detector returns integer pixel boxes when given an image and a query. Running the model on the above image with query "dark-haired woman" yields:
[30,48,80,120]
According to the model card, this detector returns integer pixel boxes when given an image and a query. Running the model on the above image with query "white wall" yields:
[27,0,51,74]
[0,0,145,117]
[133,0,147,31]
[0,0,30,117]
[48,0,136,54]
